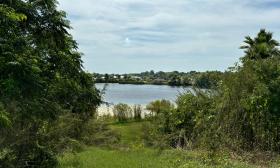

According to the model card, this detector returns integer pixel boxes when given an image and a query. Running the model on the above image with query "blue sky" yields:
[58,0,280,73]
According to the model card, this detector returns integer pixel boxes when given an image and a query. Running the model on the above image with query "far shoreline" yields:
[94,82,210,91]
[94,81,191,87]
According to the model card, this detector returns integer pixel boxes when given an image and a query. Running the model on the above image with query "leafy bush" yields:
[146,99,174,116]
[113,103,132,122]
[173,90,217,149]
[144,100,176,147]
[144,92,217,149]
[216,58,280,151]
[0,103,11,128]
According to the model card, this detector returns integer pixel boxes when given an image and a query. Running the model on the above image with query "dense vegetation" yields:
[1,0,280,167]
[59,122,257,168]
[143,30,280,160]
[93,70,223,88]
[0,1,102,167]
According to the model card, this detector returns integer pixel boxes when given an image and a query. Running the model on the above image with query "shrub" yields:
[144,100,176,147]
[144,91,219,150]
[146,99,174,116]
[113,103,132,122]
[215,58,280,151]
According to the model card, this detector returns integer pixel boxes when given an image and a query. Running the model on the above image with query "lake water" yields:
[95,83,191,105]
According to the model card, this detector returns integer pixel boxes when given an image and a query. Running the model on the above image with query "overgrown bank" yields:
[141,30,280,165]
[59,122,261,168]
[1,0,280,166]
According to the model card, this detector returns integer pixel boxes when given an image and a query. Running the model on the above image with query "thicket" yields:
[0,1,103,167]
[144,29,280,155]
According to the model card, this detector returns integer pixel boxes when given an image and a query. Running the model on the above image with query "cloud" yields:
[58,0,280,73]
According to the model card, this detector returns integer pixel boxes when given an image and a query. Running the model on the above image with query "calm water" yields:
[95,83,191,105]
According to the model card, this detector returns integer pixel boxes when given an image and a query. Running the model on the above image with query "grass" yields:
[59,147,255,168]
[109,121,145,148]
[58,121,269,168]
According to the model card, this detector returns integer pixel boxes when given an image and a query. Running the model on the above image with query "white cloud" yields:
[58,0,280,73]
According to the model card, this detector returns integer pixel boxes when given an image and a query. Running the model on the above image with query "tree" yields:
[0,0,101,166]
[215,29,280,151]
[145,29,280,153]
[240,29,280,61]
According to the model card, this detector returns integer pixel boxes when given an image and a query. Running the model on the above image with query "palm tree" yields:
[240,29,280,61]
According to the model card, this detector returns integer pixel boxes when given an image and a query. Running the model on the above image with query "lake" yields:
[95,83,191,105]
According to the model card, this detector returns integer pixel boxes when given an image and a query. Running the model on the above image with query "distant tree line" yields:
[93,70,224,89]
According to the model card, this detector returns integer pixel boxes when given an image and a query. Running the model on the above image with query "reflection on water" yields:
[95,83,191,105]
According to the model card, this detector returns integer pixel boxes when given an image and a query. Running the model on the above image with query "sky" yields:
[58,0,280,74]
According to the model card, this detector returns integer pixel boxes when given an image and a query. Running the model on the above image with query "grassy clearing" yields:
[58,121,270,168]
[59,147,255,168]
[109,121,145,148]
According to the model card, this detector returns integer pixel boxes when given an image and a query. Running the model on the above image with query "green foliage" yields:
[0,144,58,168]
[145,29,280,156]
[216,57,280,151]
[59,121,255,168]
[0,4,27,21]
[59,147,255,168]
[110,121,144,148]
[80,119,120,147]
[0,103,11,128]
[194,71,223,89]
[209,30,280,152]
[240,29,280,61]
[59,153,82,168]
[146,99,174,115]
[113,103,132,122]
[0,0,101,166]
[144,100,176,147]
[174,90,217,148]
[144,92,217,150]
